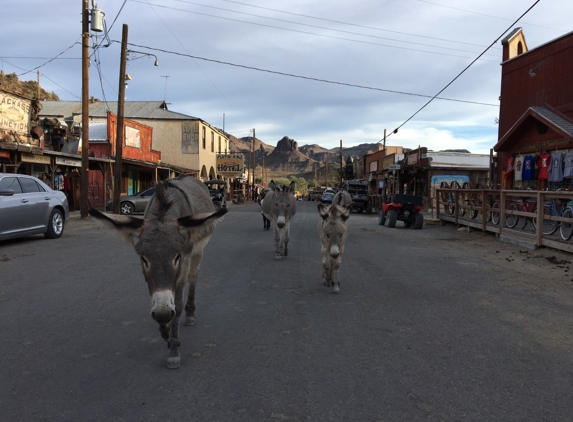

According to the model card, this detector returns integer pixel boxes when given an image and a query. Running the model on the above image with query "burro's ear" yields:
[340,204,352,221]
[88,208,144,244]
[177,207,228,228]
[317,203,330,220]
[287,181,296,193]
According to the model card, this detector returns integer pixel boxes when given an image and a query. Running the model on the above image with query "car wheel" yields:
[387,210,398,228]
[45,209,64,239]
[378,210,386,226]
[120,202,135,215]
[414,213,424,229]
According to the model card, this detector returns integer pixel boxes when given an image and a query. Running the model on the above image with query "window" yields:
[19,177,43,193]
[218,136,221,153]
[211,131,214,152]
[202,127,206,149]
[0,177,23,194]
[517,41,523,55]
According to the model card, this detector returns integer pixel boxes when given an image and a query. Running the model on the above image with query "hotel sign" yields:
[216,153,244,176]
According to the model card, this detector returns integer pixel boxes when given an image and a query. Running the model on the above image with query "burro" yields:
[89,175,227,369]
[317,201,352,294]
[261,180,297,260]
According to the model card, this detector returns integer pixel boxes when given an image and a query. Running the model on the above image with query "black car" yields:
[105,187,156,214]
[204,180,227,210]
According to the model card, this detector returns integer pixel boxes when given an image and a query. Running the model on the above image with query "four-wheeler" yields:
[204,180,227,210]
[378,194,424,229]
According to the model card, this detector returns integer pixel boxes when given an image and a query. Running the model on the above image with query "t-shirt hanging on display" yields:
[504,156,514,180]
[537,153,550,180]
[522,155,534,180]
[563,151,573,178]
[548,152,564,182]
[514,154,524,182]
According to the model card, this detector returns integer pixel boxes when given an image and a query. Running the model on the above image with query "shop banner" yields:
[0,150,10,159]
[21,153,50,164]
[0,91,32,135]
[56,157,81,167]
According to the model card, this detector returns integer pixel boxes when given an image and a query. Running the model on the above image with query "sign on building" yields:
[0,91,32,135]
[216,153,244,176]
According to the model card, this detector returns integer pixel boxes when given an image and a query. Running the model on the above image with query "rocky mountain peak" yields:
[275,136,298,152]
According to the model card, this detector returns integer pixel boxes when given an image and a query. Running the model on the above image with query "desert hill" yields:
[0,71,59,101]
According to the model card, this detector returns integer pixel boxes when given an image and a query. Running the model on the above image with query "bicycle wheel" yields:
[450,181,465,217]
[491,201,500,226]
[560,207,573,240]
[505,202,519,228]
[542,205,558,235]
[531,204,537,230]
[517,203,528,229]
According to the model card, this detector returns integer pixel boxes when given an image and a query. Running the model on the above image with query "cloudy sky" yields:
[1,0,571,153]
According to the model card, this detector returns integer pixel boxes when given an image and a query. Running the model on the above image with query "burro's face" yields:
[135,221,187,325]
[323,218,348,259]
[273,195,292,228]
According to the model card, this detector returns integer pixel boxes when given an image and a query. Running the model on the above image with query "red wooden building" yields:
[494,28,573,190]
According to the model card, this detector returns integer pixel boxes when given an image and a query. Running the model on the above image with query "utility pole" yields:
[113,24,128,214]
[251,128,255,200]
[262,155,265,187]
[339,139,343,186]
[80,0,90,218]
[325,155,329,188]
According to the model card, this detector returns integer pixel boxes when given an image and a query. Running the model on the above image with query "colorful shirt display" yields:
[564,151,573,178]
[514,154,524,182]
[548,152,564,182]
[504,156,514,180]
[537,153,550,180]
[522,155,534,180]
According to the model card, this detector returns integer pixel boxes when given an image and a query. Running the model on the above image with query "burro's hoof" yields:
[185,316,195,326]
[167,355,181,369]
[333,284,341,294]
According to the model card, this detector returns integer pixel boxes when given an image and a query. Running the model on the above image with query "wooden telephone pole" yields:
[80,0,90,218]
[113,24,128,214]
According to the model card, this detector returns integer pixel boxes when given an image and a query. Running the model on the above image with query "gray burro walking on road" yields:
[88,175,227,369]
[261,180,297,260]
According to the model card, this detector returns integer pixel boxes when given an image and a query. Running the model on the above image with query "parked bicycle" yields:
[542,194,573,240]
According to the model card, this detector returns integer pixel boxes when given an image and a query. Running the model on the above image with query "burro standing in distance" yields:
[318,201,352,294]
[89,175,227,369]
[261,180,297,260]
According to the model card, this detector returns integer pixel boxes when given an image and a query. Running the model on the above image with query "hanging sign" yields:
[56,157,82,167]
[21,153,50,164]
[216,153,244,176]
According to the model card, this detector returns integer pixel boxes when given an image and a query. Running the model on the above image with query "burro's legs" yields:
[167,283,185,369]
[273,225,282,260]
[322,247,332,287]
[331,257,342,294]
[185,246,206,326]
[283,223,290,257]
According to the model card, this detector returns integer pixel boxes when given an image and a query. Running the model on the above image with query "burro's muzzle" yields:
[329,244,340,259]
[277,215,286,228]
[150,290,176,324]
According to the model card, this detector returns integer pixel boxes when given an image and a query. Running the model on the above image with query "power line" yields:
[164,0,499,58]
[132,0,500,62]
[379,0,541,143]
[125,41,499,107]
[16,40,80,77]
[217,0,502,49]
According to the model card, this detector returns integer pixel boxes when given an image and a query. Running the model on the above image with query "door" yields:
[0,176,31,237]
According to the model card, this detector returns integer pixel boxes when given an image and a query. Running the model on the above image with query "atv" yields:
[378,194,424,229]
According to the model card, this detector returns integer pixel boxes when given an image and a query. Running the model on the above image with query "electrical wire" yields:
[217,0,501,49]
[155,0,499,58]
[378,0,542,143]
[125,41,499,107]
[16,40,80,77]
[132,0,499,62]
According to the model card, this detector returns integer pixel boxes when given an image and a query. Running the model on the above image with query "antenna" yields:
[160,75,169,102]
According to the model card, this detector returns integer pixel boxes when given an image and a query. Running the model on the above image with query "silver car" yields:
[0,173,69,241]
[105,187,156,214]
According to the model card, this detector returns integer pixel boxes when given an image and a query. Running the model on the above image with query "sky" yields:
[1,0,571,154]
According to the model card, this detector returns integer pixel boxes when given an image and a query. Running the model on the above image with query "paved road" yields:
[1,201,573,421]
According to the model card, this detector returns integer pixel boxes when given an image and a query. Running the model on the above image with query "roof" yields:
[40,101,199,120]
[88,122,108,141]
[494,105,573,151]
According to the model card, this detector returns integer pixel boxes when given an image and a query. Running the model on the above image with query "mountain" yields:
[0,71,59,101]
[228,133,378,179]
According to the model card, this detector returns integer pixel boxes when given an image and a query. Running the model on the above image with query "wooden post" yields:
[80,0,90,217]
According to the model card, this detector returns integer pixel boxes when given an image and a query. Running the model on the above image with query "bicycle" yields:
[542,192,573,240]
[490,199,519,228]
[513,192,538,230]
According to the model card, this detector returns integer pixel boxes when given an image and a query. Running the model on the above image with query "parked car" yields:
[204,180,227,210]
[320,191,335,204]
[105,187,155,214]
[0,173,69,241]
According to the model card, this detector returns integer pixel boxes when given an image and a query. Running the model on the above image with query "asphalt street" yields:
[1,200,573,421]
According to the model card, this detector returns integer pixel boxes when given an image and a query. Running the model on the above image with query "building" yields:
[494,28,573,191]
